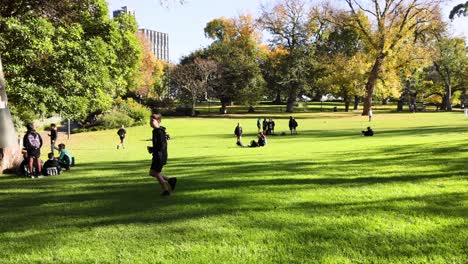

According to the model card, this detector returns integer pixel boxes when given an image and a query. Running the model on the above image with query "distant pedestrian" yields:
[262,118,268,134]
[465,106,468,117]
[269,118,275,135]
[368,109,373,122]
[147,113,177,197]
[23,123,43,176]
[289,116,298,135]
[256,118,261,133]
[234,122,243,146]
[48,123,57,154]
[117,125,126,149]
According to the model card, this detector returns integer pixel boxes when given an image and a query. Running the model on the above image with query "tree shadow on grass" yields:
[0,139,466,262]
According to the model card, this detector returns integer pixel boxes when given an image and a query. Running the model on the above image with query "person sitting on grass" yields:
[249,132,267,148]
[57,143,73,171]
[362,127,374,137]
[43,152,61,176]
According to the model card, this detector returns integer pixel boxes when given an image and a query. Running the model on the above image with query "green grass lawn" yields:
[1,111,467,263]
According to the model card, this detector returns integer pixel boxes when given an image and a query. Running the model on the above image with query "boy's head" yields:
[51,123,56,129]
[58,143,65,150]
[48,152,54,159]
[26,123,34,131]
[150,113,162,128]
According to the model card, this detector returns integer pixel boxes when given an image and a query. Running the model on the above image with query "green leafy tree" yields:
[204,15,266,112]
[430,36,468,111]
[259,0,321,112]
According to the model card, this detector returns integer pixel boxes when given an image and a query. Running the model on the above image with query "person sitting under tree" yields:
[23,123,43,177]
[43,152,61,176]
[57,143,74,171]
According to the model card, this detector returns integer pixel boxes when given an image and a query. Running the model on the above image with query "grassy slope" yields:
[0,112,467,263]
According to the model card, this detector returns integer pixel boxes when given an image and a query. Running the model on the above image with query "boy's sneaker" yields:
[161,190,171,197]
[168,177,177,191]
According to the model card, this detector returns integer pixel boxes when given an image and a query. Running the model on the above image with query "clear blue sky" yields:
[106,0,468,63]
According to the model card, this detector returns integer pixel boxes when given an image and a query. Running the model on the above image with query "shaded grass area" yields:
[0,112,467,263]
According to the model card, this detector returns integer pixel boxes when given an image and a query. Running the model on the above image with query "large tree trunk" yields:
[0,55,22,174]
[362,53,385,116]
[286,82,298,113]
[353,96,360,110]
[444,85,452,111]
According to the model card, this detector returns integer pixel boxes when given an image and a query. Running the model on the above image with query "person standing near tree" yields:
[23,123,43,176]
[147,113,176,197]
[256,117,261,133]
[368,109,373,122]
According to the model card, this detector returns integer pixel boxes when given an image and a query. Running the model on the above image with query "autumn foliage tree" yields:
[334,0,444,115]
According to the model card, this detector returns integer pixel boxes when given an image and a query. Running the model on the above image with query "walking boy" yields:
[148,113,176,196]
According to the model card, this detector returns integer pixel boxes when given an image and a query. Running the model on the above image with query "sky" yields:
[106,0,468,63]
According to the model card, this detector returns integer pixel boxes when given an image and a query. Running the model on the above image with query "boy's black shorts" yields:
[151,158,164,173]
[27,150,41,159]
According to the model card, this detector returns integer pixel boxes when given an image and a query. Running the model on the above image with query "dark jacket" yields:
[289,119,298,128]
[23,130,43,151]
[43,159,61,175]
[117,128,126,138]
[49,129,57,141]
[152,126,168,165]
[234,126,243,137]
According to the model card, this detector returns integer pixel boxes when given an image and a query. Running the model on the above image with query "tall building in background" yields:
[112,6,135,18]
[112,6,170,62]
[138,29,170,62]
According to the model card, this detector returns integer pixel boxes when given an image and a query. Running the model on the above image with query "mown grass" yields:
[0,111,467,263]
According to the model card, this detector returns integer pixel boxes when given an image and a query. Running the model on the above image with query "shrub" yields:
[98,111,134,129]
[117,98,151,126]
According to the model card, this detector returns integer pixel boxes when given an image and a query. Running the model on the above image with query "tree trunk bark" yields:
[362,53,385,116]
[353,96,360,110]
[345,100,350,112]
[0,55,22,174]
[273,90,281,104]
[445,85,452,111]
[286,82,297,113]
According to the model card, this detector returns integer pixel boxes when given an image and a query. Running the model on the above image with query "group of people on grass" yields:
[235,123,267,148]
[258,118,276,135]
[21,123,74,178]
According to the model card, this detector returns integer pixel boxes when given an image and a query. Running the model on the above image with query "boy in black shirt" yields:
[43,152,61,176]
[117,125,126,149]
[147,113,177,196]
[48,123,57,154]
